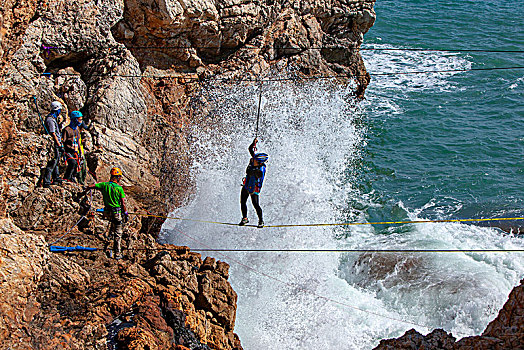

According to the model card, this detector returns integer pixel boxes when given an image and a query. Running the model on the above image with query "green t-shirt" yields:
[95,181,125,208]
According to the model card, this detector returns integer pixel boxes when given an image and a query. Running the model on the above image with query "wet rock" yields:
[475,278,524,349]
[374,328,456,350]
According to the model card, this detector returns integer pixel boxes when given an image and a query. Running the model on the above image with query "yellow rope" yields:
[129,212,524,228]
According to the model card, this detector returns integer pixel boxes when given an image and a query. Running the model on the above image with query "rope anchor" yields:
[41,45,58,59]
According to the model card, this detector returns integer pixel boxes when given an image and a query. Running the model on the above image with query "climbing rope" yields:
[255,83,263,139]
[188,248,524,253]
[48,215,86,246]
[38,44,524,53]
[165,225,459,336]
[13,66,524,81]
[32,96,49,135]
[127,212,524,229]
[47,189,93,246]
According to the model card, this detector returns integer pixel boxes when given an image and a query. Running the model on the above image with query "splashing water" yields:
[160,73,524,349]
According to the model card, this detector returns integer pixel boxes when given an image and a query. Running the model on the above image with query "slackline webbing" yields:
[130,212,524,229]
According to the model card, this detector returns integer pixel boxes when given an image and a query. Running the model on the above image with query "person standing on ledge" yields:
[43,101,64,188]
[86,167,128,259]
[239,138,268,228]
[62,110,84,182]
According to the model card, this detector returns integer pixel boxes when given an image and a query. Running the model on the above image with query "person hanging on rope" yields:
[239,138,268,228]
[62,110,85,182]
[43,101,64,188]
[86,167,128,259]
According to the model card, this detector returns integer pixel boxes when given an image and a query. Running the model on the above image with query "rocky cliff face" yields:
[1,1,523,349]
[0,0,376,349]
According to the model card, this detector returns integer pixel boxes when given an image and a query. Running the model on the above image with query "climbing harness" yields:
[65,152,81,173]
[63,126,82,173]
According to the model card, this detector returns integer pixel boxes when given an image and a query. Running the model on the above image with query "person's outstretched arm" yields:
[249,138,258,158]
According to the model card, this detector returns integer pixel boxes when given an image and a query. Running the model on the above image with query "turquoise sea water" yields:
[163,1,524,348]
[360,0,523,225]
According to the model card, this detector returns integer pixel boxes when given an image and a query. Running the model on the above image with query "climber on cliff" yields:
[239,138,268,228]
[86,167,128,259]
[62,110,85,183]
[43,101,64,188]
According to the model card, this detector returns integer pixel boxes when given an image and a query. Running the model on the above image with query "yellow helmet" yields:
[110,167,122,176]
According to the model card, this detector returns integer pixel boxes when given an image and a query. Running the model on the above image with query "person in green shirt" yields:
[86,167,128,259]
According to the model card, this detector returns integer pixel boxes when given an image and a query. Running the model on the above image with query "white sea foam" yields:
[509,76,524,89]
[361,44,472,92]
[161,77,524,349]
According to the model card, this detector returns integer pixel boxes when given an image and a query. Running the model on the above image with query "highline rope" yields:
[38,44,524,54]
[7,65,524,81]
[51,215,524,334]
[165,225,435,333]
[128,212,524,229]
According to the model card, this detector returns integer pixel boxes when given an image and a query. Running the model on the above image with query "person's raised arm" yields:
[249,137,258,158]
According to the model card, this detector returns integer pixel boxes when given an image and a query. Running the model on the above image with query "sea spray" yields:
[161,75,524,348]
[162,79,424,348]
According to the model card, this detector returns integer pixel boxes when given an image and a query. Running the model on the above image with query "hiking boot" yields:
[43,183,51,188]
[238,218,249,226]
[115,254,123,260]
[52,178,63,185]
[257,220,264,228]
[107,251,113,259]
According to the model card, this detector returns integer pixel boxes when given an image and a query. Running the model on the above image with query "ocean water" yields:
[161,1,524,349]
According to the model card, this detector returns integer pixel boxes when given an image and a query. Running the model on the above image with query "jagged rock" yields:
[0,218,49,344]
[196,270,237,331]
[201,257,230,280]
[109,278,153,316]
[200,256,217,271]
[47,254,91,295]
[117,326,160,350]
[374,329,456,350]
[56,68,87,112]
[483,279,524,338]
